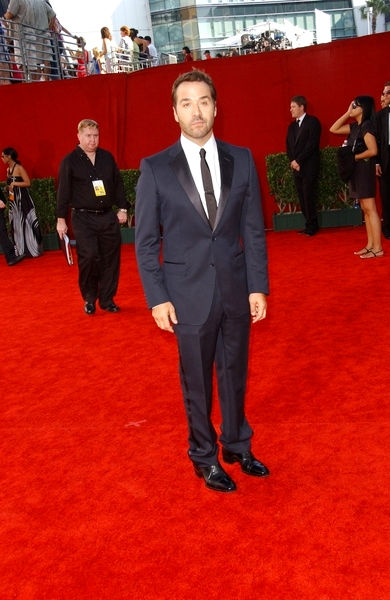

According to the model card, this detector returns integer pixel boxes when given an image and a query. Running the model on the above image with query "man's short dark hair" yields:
[172,69,217,106]
[291,95,307,110]
[144,35,151,42]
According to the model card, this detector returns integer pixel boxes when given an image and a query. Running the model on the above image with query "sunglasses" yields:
[382,90,390,95]
[351,102,361,109]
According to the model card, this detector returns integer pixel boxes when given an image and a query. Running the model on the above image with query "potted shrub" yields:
[119,168,140,243]
[266,146,362,231]
[30,177,59,249]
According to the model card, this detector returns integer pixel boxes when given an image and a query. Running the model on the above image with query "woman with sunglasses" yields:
[330,96,382,258]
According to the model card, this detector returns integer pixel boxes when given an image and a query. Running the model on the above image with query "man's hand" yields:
[117,210,127,224]
[152,302,178,333]
[249,293,267,323]
[56,218,68,240]
[0,200,5,209]
[290,160,300,172]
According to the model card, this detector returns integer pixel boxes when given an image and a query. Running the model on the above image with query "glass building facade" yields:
[149,0,356,55]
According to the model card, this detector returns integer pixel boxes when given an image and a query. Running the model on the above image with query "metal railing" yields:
[110,47,154,73]
[0,18,86,83]
[0,19,156,84]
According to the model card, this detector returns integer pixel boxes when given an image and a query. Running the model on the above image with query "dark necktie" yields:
[199,148,217,228]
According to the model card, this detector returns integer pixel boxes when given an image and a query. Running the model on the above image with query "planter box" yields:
[272,208,362,231]
[42,232,60,250]
[120,227,135,244]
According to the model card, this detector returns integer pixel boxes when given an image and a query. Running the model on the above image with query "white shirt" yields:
[297,113,306,127]
[180,134,221,218]
[147,42,158,65]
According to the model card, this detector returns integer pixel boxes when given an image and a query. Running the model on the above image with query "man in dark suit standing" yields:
[135,70,270,493]
[376,81,390,239]
[286,95,321,236]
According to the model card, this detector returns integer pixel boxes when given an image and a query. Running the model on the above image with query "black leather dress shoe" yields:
[100,302,120,313]
[84,302,96,315]
[222,449,270,477]
[7,255,24,266]
[194,462,236,492]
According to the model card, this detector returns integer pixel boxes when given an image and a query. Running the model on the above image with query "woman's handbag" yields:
[337,126,367,183]
[337,145,355,183]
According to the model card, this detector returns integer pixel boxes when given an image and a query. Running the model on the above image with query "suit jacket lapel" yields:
[170,145,209,227]
[169,139,234,231]
[215,143,233,230]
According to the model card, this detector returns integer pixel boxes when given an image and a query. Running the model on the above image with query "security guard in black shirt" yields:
[56,119,128,314]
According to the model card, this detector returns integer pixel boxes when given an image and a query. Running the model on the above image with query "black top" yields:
[347,120,375,150]
[348,121,376,199]
[56,146,127,218]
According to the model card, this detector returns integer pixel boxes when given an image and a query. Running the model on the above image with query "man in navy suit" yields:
[286,95,321,236]
[376,81,390,238]
[135,70,270,493]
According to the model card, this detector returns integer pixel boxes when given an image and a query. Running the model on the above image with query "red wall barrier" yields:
[1,32,389,228]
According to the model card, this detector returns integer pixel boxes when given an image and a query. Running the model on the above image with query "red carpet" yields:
[1,227,390,599]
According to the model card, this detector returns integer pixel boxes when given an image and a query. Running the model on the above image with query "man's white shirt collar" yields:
[180,133,221,209]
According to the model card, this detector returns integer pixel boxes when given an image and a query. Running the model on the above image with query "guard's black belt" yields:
[72,208,111,214]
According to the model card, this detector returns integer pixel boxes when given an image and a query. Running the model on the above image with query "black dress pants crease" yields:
[174,282,253,467]
[294,171,319,233]
[71,210,121,305]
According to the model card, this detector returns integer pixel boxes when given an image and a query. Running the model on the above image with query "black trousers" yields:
[0,208,16,263]
[379,167,390,235]
[294,171,319,232]
[71,210,121,305]
[174,282,253,467]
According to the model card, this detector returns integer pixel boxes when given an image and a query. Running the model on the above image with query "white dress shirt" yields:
[180,134,221,217]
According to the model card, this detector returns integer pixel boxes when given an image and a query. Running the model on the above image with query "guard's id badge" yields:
[92,180,106,196]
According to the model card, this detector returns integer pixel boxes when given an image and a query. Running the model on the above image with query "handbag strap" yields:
[351,123,363,153]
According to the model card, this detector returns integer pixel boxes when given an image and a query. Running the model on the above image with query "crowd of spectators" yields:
[0,0,160,83]
[0,0,285,84]
[95,26,159,74]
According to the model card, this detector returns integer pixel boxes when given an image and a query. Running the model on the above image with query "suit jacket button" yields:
[210,263,214,267]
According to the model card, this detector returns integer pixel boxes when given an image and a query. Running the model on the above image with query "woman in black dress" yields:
[1,147,43,257]
[330,96,382,258]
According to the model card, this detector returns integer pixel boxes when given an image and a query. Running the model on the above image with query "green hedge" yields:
[266,146,350,214]
[2,169,140,235]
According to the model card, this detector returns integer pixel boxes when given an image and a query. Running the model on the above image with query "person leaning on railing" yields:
[143,35,158,66]
[0,18,11,83]
[117,25,132,70]
[100,26,117,73]
[4,0,55,81]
